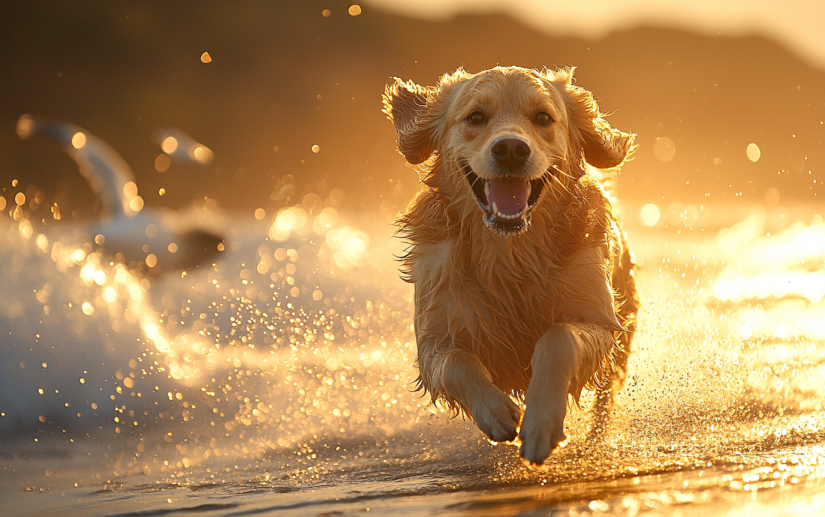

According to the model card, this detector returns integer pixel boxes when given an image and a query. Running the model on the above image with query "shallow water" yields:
[3,199,825,516]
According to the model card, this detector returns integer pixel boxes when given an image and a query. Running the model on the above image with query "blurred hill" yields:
[0,0,823,221]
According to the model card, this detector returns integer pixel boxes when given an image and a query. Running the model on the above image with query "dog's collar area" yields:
[462,163,546,235]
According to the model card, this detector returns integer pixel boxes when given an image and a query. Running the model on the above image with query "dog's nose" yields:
[491,137,530,169]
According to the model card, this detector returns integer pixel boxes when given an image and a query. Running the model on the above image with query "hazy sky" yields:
[364,0,825,68]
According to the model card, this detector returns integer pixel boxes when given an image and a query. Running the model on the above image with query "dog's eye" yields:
[534,112,552,126]
[467,112,485,124]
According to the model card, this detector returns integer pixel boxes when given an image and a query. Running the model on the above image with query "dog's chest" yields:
[415,229,616,334]
[419,236,561,328]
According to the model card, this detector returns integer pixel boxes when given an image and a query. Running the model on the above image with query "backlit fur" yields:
[384,66,639,465]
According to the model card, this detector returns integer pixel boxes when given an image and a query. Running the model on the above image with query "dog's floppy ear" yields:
[552,68,636,169]
[383,79,437,165]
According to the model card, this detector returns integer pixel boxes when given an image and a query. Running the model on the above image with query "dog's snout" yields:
[491,137,530,169]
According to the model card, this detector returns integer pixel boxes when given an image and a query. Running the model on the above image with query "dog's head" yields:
[384,67,634,235]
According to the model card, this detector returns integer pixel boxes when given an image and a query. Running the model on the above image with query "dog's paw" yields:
[518,395,567,467]
[470,389,521,443]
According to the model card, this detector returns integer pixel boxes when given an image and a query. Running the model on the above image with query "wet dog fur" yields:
[383,66,639,466]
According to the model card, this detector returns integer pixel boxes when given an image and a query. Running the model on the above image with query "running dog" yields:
[383,66,638,466]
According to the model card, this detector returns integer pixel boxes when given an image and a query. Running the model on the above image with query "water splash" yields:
[5,197,825,515]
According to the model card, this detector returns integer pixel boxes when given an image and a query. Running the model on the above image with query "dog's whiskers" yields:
[543,169,573,199]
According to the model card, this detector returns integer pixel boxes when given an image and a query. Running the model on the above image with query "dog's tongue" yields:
[488,178,529,216]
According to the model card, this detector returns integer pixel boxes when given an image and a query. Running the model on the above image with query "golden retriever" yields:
[383,66,638,466]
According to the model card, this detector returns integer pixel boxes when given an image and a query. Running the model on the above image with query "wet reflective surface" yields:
[3,197,825,516]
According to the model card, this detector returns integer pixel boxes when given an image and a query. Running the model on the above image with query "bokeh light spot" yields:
[71,132,87,149]
[192,146,213,164]
[313,207,339,235]
[269,207,308,241]
[747,143,761,162]
[129,196,144,213]
[15,115,33,138]
[161,137,178,154]
[103,287,117,303]
[123,182,138,199]
[765,188,781,207]
[154,153,171,172]
[653,137,676,162]
[200,52,212,63]
[35,234,48,251]
[640,204,661,226]
[348,4,361,16]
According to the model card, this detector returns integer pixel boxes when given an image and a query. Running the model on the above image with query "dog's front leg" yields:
[427,350,522,442]
[519,322,613,466]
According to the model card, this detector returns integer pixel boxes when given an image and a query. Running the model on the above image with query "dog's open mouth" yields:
[463,163,546,234]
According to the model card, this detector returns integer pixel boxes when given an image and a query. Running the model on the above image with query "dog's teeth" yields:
[526,182,531,198]
[492,202,499,215]
[484,181,490,197]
